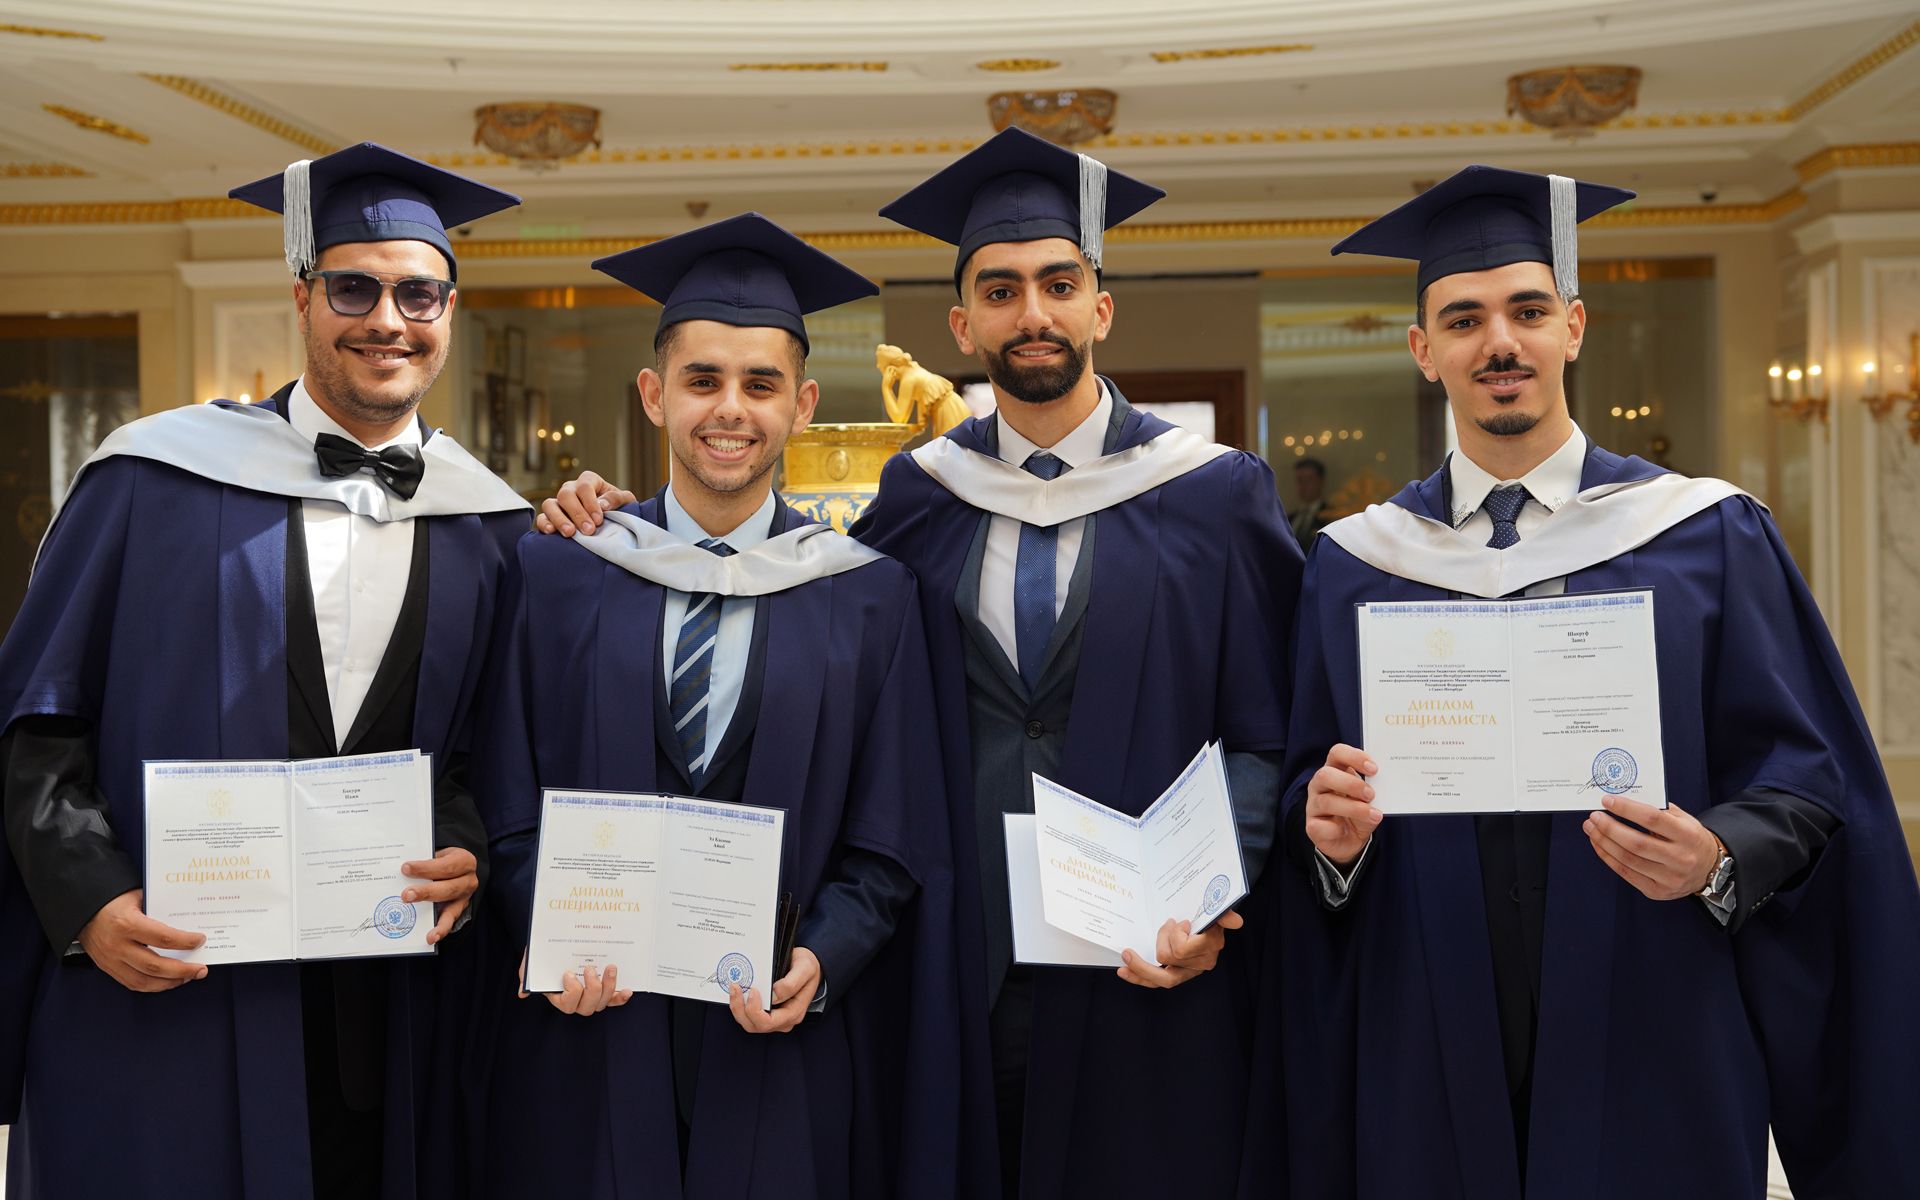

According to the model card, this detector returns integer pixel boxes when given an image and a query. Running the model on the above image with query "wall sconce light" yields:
[1861,331,1920,445]
[1768,361,1828,424]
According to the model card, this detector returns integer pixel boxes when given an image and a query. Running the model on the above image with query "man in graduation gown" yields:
[1275,165,1920,1197]
[0,144,531,1199]
[474,214,968,1199]
[541,129,1301,1198]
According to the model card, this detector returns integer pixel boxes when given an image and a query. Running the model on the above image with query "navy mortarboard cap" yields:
[878,127,1165,287]
[1330,165,1634,299]
[591,212,877,356]
[229,142,520,282]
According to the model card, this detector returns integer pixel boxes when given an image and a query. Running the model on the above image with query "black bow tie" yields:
[314,432,425,500]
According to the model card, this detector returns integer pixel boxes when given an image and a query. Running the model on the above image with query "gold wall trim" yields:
[1150,44,1313,63]
[975,58,1061,72]
[41,104,148,144]
[728,61,887,72]
[459,285,658,309]
[142,75,340,156]
[0,23,102,40]
[0,191,1817,235]
[0,197,253,225]
[1795,141,1920,183]
[1786,19,1920,121]
[0,162,90,178]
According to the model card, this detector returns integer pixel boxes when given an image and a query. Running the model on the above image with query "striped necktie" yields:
[669,538,735,786]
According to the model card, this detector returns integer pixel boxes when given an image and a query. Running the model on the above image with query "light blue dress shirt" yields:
[659,487,776,773]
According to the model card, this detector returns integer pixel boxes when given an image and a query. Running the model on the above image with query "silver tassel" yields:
[1077,152,1108,271]
[282,159,314,276]
[1548,173,1578,302]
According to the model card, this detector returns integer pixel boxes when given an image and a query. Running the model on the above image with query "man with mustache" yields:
[1270,165,1920,1196]
[473,214,967,1199]
[544,128,1302,1198]
[0,144,530,1198]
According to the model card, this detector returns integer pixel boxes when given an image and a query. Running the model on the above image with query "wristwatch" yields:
[1697,832,1735,905]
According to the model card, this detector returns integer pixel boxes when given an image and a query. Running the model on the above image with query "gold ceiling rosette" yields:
[474,102,603,169]
[987,88,1117,147]
[1505,65,1642,138]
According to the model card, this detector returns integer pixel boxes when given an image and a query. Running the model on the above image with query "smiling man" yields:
[0,143,530,1199]
[1272,165,1920,1197]
[857,130,1300,1198]
[474,214,967,1199]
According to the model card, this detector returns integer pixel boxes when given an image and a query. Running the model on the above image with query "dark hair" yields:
[1415,284,1428,329]
[653,321,806,376]
[1296,457,1326,479]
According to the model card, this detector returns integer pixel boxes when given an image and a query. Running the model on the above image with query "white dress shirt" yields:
[659,486,776,775]
[1446,423,1589,593]
[287,378,420,748]
[978,384,1113,667]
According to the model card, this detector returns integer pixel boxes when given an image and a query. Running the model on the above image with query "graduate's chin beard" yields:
[1476,410,1542,438]
[307,332,441,427]
[983,333,1088,404]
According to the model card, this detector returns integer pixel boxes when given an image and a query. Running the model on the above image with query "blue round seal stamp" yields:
[374,895,416,940]
[1202,874,1232,914]
[1592,748,1639,795]
[715,951,754,996]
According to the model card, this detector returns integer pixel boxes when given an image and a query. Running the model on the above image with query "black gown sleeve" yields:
[1,714,141,951]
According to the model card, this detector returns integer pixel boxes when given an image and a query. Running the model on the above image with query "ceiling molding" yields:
[1149,44,1314,63]
[0,162,90,178]
[1796,141,1920,183]
[141,75,340,157]
[41,104,149,144]
[1785,18,1920,121]
[0,22,102,41]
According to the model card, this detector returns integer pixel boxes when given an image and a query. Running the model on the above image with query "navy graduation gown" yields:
[851,385,1302,1198]
[1270,443,1920,1198]
[0,396,527,1199]
[473,493,966,1200]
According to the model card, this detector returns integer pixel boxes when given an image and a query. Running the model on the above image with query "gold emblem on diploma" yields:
[1425,628,1456,661]
[592,820,617,850]
[206,788,234,820]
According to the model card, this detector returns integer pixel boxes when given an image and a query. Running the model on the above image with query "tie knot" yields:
[1024,451,1066,481]
[699,538,736,558]
[1482,484,1531,525]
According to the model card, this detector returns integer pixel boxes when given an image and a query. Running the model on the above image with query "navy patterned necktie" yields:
[669,538,735,786]
[1483,484,1532,550]
[1014,451,1067,685]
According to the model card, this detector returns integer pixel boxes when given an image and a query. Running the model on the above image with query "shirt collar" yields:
[662,484,777,552]
[1447,423,1587,529]
[288,376,423,452]
[995,380,1113,470]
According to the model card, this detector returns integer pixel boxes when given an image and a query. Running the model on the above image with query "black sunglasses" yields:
[304,270,454,322]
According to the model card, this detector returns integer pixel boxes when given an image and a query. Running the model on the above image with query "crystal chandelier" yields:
[987,88,1117,146]
[1505,66,1641,139]
[474,102,602,170]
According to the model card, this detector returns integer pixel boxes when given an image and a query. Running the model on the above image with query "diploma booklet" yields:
[1358,589,1667,815]
[525,789,785,1011]
[143,750,435,965]
[1003,813,1123,968]
[1025,742,1247,962]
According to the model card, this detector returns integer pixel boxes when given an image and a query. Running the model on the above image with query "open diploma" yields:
[143,751,435,965]
[1028,742,1247,962]
[525,790,785,1011]
[1358,589,1667,814]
